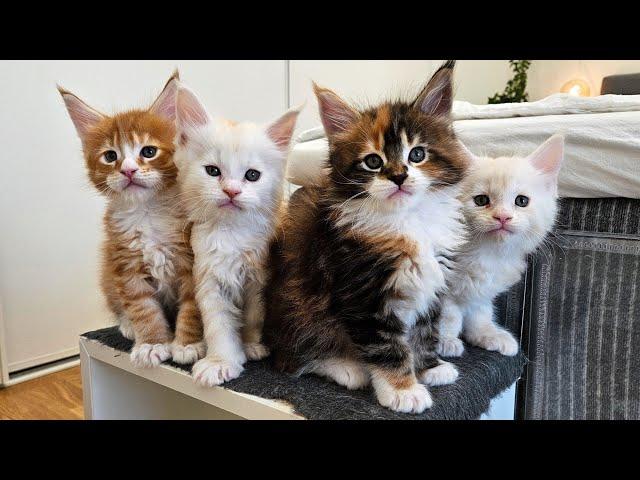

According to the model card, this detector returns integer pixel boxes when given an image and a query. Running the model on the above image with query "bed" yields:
[285,93,640,419]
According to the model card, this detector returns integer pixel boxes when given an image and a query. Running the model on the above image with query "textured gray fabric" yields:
[519,197,640,419]
[82,326,526,420]
[556,198,640,235]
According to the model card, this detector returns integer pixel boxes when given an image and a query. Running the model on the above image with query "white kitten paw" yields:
[315,359,370,390]
[419,361,459,386]
[171,341,206,364]
[243,342,270,361]
[436,336,465,357]
[130,343,171,368]
[375,382,433,414]
[118,319,135,341]
[192,357,244,387]
[470,330,519,356]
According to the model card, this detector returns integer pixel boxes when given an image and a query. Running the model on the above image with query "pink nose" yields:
[121,168,138,179]
[493,214,513,224]
[223,188,241,199]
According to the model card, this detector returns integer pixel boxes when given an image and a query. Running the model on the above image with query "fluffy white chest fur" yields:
[354,189,465,328]
[450,246,526,307]
[110,192,184,292]
[190,216,270,305]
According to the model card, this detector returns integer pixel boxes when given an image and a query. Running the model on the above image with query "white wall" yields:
[0,60,287,373]
[528,60,640,100]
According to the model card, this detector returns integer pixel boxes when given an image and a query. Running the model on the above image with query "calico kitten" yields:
[173,83,300,386]
[59,72,204,368]
[264,62,468,414]
[437,135,564,357]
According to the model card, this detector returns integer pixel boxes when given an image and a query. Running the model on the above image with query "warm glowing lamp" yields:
[560,79,591,97]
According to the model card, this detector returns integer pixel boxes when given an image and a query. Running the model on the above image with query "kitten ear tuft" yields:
[175,85,211,130]
[267,103,304,152]
[149,71,180,121]
[528,134,564,177]
[413,60,456,117]
[313,82,359,137]
[58,86,105,141]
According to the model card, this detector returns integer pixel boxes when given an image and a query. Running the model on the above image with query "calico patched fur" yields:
[264,61,468,413]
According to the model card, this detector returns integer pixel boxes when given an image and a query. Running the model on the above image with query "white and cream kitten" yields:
[174,83,300,386]
[437,135,564,357]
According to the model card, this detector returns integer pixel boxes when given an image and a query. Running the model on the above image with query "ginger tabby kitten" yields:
[59,72,204,367]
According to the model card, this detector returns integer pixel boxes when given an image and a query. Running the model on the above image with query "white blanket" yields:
[452,93,640,120]
[288,95,640,199]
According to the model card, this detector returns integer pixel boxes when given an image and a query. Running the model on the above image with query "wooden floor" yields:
[0,366,84,420]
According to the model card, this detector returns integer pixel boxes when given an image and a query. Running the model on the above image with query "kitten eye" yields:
[140,146,157,159]
[515,195,529,207]
[245,169,261,182]
[408,146,426,163]
[104,150,118,163]
[363,154,383,170]
[474,195,490,206]
[205,165,221,177]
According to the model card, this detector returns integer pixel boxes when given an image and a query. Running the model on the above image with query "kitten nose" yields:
[389,173,408,186]
[223,188,241,199]
[493,214,513,224]
[121,168,138,179]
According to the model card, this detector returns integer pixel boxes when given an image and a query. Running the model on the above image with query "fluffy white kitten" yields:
[174,84,300,386]
[437,135,564,357]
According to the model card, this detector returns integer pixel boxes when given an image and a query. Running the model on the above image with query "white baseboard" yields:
[3,356,80,387]
[8,346,79,373]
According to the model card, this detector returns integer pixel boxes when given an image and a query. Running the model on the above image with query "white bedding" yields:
[288,95,640,198]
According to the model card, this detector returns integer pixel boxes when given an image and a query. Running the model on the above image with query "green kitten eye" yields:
[474,195,490,206]
[408,146,426,163]
[363,154,383,170]
[205,165,221,177]
[245,169,261,182]
[104,150,118,163]
[515,195,529,207]
[141,146,157,158]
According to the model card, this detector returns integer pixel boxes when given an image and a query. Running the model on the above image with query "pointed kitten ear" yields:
[149,69,180,121]
[528,134,564,177]
[313,82,359,137]
[58,86,105,140]
[267,103,303,152]
[175,85,211,130]
[413,60,455,117]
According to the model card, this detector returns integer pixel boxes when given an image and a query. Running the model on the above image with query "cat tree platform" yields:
[80,327,526,420]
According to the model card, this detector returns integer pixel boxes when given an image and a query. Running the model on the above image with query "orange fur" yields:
[60,74,203,366]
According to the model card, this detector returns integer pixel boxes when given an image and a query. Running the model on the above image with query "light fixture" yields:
[560,79,591,97]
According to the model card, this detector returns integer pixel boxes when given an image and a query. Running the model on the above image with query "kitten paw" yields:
[315,359,370,390]
[192,357,244,387]
[469,330,519,356]
[436,336,465,357]
[130,343,171,368]
[171,341,206,364]
[419,361,459,386]
[243,342,270,361]
[375,382,433,414]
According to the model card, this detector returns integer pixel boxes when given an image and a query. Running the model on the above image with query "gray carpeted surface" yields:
[83,326,526,420]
